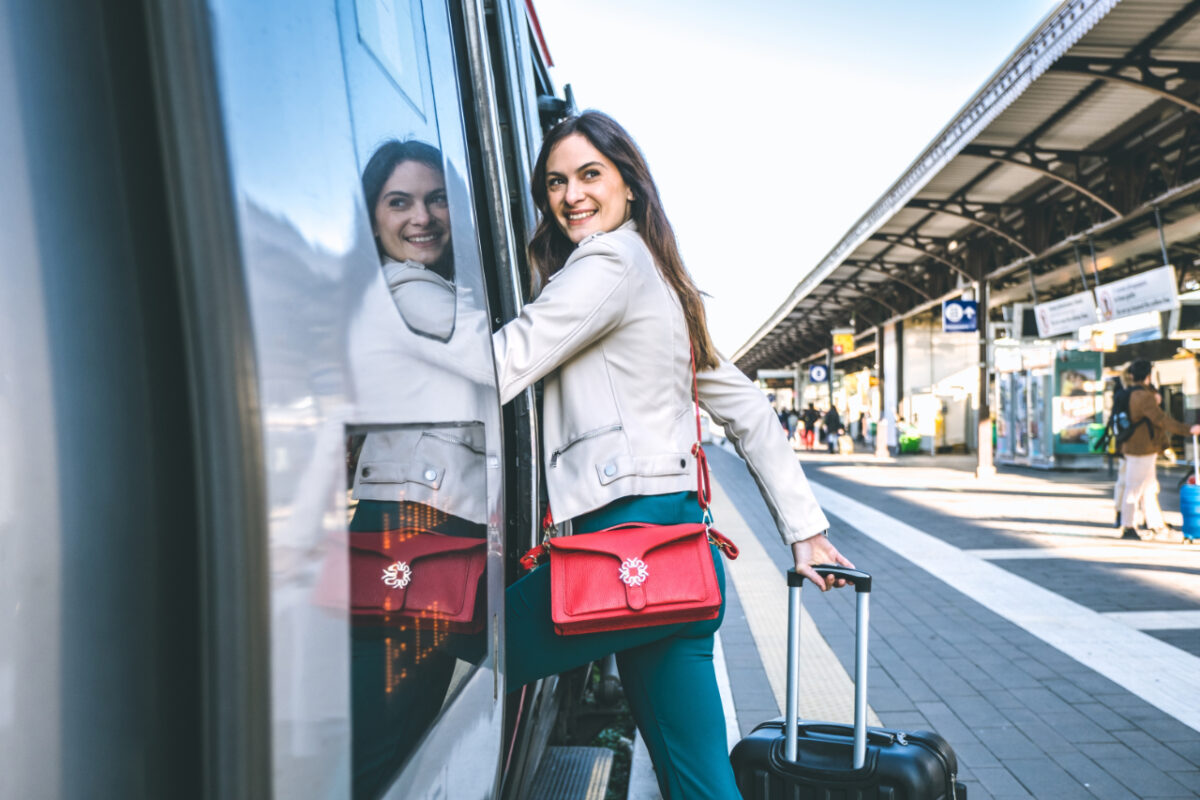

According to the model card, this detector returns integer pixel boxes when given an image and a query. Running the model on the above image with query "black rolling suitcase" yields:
[730,566,966,799]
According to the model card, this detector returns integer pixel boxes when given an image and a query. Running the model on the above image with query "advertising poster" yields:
[1053,350,1103,453]
[1095,265,1178,322]
[1033,290,1098,338]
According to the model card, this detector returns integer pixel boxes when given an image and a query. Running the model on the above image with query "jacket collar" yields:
[548,219,639,284]
[576,218,637,248]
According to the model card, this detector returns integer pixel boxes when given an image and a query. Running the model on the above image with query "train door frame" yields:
[142,1,281,795]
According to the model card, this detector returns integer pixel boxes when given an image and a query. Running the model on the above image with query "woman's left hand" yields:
[790,533,855,592]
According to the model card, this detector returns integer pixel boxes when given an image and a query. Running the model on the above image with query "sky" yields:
[532,0,1064,354]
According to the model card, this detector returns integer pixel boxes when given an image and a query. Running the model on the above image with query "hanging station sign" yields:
[831,327,855,355]
[942,299,978,332]
[808,364,829,383]
[1094,265,1178,322]
[1033,290,1098,338]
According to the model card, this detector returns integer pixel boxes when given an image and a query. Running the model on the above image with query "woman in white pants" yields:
[1119,359,1200,540]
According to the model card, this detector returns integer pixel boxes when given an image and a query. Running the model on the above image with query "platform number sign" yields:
[809,364,829,383]
[942,299,978,332]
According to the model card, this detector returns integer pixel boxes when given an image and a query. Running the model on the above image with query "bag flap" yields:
[548,522,707,561]
[346,531,485,617]
[348,530,485,561]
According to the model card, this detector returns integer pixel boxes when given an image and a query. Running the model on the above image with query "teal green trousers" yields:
[506,492,740,800]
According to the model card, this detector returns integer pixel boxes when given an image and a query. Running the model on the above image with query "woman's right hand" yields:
[790,533,855,592]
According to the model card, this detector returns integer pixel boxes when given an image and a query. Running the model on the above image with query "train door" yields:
[204,0,506,797]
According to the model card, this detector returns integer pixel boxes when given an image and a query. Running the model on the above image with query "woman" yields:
[348,139,489,798]
[495,112,851,799]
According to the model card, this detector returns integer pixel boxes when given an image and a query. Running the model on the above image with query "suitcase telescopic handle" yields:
[788,565,872,592]
[784,567,872,770]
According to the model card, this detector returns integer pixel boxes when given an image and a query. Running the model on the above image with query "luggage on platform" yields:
[839,435,855,455]
[730,566,966,800]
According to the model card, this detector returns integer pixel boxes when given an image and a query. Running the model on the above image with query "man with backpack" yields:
[1118,359,1200,540]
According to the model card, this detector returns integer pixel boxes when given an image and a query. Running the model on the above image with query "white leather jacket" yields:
[350,259,495,524]
[493,221,829,544]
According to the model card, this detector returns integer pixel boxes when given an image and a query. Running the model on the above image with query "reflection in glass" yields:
[343,141,487,798]
[363,140,456,340]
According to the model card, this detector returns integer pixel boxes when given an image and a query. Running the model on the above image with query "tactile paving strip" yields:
[710,478,882,727]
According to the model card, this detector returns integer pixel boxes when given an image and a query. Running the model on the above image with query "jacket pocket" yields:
[357,427,486,490]
[595,452,692,486]
[550,424,623,468]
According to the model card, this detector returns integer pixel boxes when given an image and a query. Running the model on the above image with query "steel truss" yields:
[739,0,1200,375]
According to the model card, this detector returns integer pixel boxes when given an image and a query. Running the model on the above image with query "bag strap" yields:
[689,344,712,512]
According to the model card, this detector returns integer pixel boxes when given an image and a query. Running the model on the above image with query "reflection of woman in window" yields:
[495,113,852,799]
[361,139,456,340]
[348,140,484,799]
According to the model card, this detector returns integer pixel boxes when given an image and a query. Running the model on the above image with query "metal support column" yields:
[875,326,888,458]
[977,278,996,479]
[826,348,835,412]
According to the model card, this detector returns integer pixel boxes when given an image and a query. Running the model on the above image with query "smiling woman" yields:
[495,111,849,800]
[363,139,454,281]
[544,134,635,244]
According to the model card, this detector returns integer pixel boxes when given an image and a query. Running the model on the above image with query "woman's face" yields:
[373,160,451,265]
[544,133,633,244]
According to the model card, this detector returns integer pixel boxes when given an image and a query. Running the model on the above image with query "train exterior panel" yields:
[0,0,564,797]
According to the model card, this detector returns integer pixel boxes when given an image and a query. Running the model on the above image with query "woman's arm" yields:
[696,357,831,544]
[696,357,853,589]
[493,237,630,404]
[1133,388,1194,438]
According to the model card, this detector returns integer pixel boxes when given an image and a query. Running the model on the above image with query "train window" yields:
[353,0,428,116]
[338,0,505,796]
[205,0,506,794]
[326,422,489,795]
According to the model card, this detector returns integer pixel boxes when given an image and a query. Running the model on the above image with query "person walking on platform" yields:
[493,111,854,800]
[802,403,820,451]
[824,405,843,454]
[1119,359,1200,540]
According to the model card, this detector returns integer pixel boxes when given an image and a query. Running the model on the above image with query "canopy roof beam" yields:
[867,234,975,281]
[1049,58,1200,116]
[842,260,936,301]
[959,144,1120,216]
[904,198,1035,255]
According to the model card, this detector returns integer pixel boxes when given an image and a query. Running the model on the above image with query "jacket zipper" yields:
[549,425,623,467]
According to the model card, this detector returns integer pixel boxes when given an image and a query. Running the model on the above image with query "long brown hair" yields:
[528,112,719,370]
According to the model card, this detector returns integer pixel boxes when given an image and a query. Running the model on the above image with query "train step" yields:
[528,745,614,800]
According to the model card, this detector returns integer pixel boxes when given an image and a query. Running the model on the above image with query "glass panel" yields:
[336,0,502,795]
[207,0,504,795]
[334,422,488,796]
[1014,372,1029,456]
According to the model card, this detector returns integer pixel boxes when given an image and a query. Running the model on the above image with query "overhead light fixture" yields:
[947,240,959,252]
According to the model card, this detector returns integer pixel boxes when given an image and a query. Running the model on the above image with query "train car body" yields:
[0,0,573,797]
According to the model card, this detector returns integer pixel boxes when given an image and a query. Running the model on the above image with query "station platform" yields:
[628,445,1200,799]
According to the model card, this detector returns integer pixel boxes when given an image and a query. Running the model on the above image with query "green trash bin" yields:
[899,434,922,454]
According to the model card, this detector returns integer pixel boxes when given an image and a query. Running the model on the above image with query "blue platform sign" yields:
[942,299,978,332]
[808,364,829,383]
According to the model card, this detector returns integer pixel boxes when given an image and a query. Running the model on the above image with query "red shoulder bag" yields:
[519,348,739,636]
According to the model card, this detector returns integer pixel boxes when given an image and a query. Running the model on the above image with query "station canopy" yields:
[734,0,1200,375]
